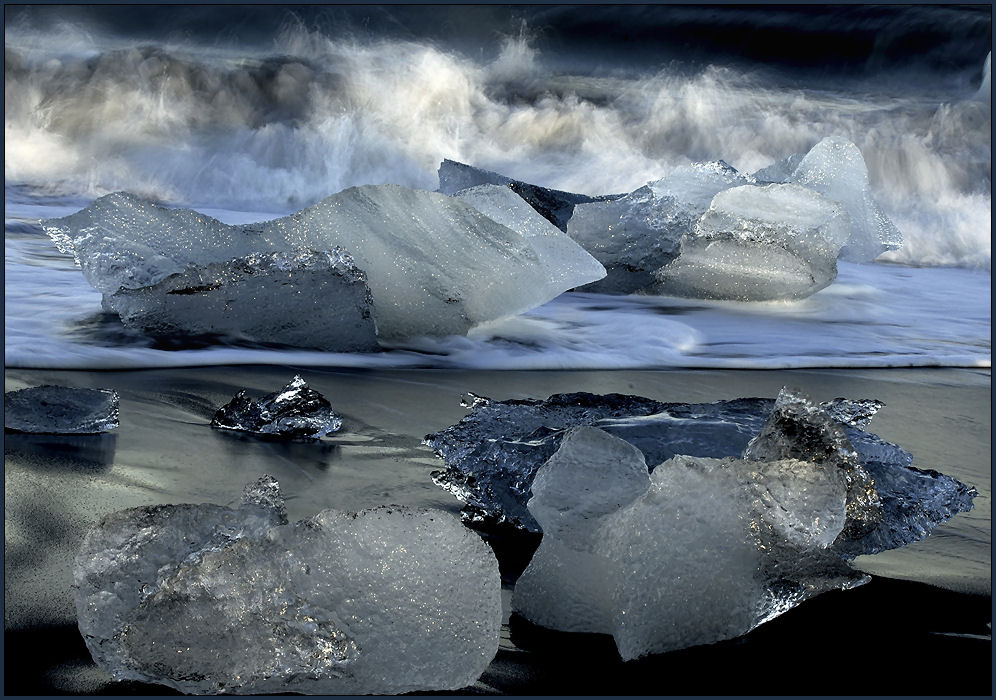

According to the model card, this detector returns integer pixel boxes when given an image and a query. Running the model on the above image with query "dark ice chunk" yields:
[212,375,343,438]
[4,385,119,434]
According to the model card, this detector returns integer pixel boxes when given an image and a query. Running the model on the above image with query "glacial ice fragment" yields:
[772,136,902,262]
[656,183,849,300]
[511,427,865,659]
[74,478,501,694]
[4,385,119,434]
[564,160,749,294]
[424,390,975,557]
[437,158,622,231]
[452,184,606,288]
[212,375,343,438]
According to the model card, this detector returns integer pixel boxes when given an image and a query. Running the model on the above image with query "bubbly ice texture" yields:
[43,184,599,342]
[756,136,903,262]
[424,390,975,555]
[564,160,748,294]
[4,385,119,434]
[512,427,865,660]
[452,184,607,288]
[212,375,343,438]
[437,158,622,231]
[73,477,501,694]
[657,183,849,300]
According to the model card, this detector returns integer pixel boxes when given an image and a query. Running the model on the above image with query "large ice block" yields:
[437,158,622,231]
[656,183,849,300]
[73,478,501,694]
[424,390,975,557]
[4,385,119,434]
[512,427,865,660]
[211,375,344,439]
[44,184,597,342]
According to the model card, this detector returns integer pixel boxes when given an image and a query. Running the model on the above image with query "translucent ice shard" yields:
[511,427,865,660]
[212,375,343,438]
[437,158,622,231]
[778,136,902,262]
[74,479,501,694]
[107,248,379,351]
[564,160,748,294]
[656,183,849,300]
[4,385,119,434]
[425,390,975,556]
[452,184,606,289]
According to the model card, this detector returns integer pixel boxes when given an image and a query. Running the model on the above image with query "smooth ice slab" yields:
[45,185,595,341]
[756,136,903,262]
[4,385,119,434]
[425,390,975,556]
[512,427,864,660]
[212,375,343,438]
[656,183,849,300]
[437,158,622,231]
[74,478,501,695]
[452,184,606,289]
[565,160,748,294]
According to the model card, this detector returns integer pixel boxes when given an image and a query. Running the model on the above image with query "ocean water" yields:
[3,5,991,372]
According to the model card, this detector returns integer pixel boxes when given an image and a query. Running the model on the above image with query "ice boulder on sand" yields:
[212,375,343,439]
[511,426,866,660]
[73,476,501,695]
[4,385,119,434]
[44,184,605,344]
[752,136,903,262]
[656,183,850,300]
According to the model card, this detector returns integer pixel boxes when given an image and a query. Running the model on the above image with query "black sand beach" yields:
[4,366,991,695]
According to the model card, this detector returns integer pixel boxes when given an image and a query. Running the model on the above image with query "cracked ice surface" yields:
[211,375,343,439]
[512,426,867,660]
[424,389,975,557]
[4,385,119,434]
[73,477,501,694]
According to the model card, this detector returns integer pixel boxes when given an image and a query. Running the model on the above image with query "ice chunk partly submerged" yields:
[512,426,866,660]
[4,385,119,434]
[44,184,604,344]
[73,476,501,694]
[212,375,343,439]
[424,388,975,558]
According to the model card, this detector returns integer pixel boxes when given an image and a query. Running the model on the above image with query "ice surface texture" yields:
[437,158,622,231]
[424,389,975,557]
[43,184,605,344]
[4,385,119,434]
[212,375,343,438]
[511,426,866,659]
[73,477,501,694]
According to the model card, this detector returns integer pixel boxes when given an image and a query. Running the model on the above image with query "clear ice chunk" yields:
[452,184,606,288]
[512,427,865,660]
[106,248,379,351]
[424,390,975,557]
[784,136,902,262]
[212,375,343,438]
[44,185,595,342]
[656,183,850,300]
[437,158,623,231]
[4,385,119,434]
[74,478,501,695]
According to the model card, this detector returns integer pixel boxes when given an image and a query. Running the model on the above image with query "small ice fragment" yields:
[74,479,501,695]
[512,427,865,660]
[788,136,903,262]
[656,183,849,301]
[212,375,343,438]
[4,385,119,434]
[437,158,622,231]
